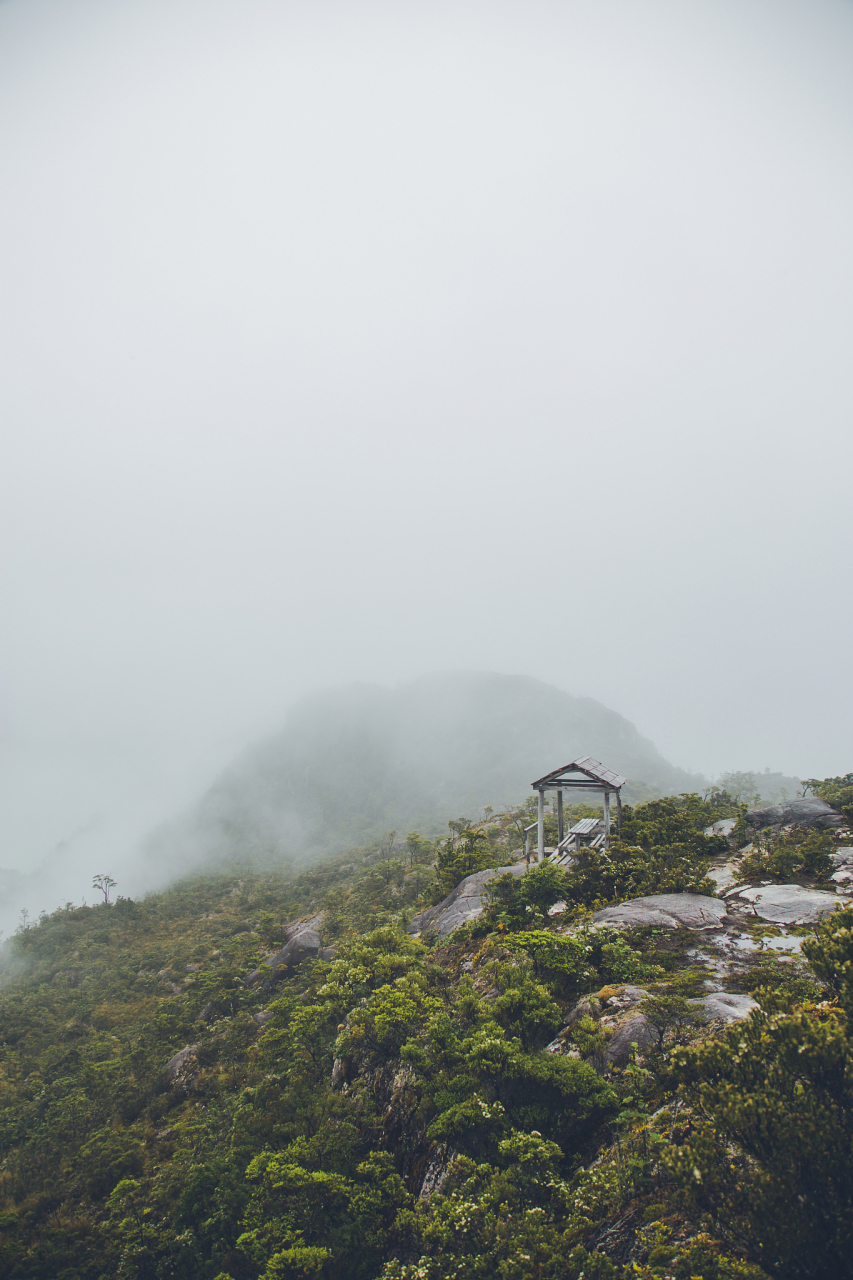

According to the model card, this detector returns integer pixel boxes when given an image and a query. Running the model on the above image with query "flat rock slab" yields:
[734,884,839,925]
[409,864,526,938]
[593,893,728,931]
[708,859,741,892]
[692,992,757,1022]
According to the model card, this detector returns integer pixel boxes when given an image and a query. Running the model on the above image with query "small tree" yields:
[434,828,498,898]
[92,874,116,905]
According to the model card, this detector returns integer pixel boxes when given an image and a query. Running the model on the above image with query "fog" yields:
[1,0,852,920]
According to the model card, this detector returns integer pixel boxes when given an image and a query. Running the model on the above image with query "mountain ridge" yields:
[145,671,706,873]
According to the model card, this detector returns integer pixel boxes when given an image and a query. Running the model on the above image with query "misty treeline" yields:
[0,778,850,1278]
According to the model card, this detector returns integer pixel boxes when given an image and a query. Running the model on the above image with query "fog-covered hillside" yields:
[145,672,706,873]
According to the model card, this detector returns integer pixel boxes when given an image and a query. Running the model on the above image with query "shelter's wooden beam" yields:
[557,789,564,843]
[534,781,618,792]
[538,790,545,861]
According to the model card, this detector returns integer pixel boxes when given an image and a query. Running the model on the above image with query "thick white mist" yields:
[1,0,852,918]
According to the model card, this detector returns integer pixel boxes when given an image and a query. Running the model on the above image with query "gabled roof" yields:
[531,756,627,790]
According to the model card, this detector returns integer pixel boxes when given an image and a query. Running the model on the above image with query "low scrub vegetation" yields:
[0,783,848,1278]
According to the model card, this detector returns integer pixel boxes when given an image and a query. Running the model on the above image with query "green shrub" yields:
[739,827,834,882]
[668,906,853,1279]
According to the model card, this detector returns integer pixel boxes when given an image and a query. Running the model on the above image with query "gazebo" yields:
[530,757,627,862]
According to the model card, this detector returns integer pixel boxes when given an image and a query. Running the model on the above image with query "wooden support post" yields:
[537,790,545,861]
[616,790,622,835]
[557,789,564,844]
[603,790,611,846]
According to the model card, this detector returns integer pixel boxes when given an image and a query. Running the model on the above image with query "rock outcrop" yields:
[165,1043,200,1093]
[247,921,324,987]
[593,893,728,931]
[744,797,842,832]
[408,863,527,939]
[604,1015,660,1066]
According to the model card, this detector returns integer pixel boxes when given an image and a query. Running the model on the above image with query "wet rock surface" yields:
[728,884,839,925]
[593,893,728,931]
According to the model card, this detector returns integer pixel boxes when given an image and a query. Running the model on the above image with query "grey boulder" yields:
[247,928,323,986]
[165,1043,199,1079]
[745,798,842,831]
[593,893,727,931]
[605,1015,660,1067]
[562,996,599,1027]
[409,863,527,939]
[692,992,757,1022]
[734,884,839,925]
[703,818,737,838]
[267,928,322,973]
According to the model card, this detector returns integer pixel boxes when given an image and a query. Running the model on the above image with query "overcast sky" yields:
[1,0,852,887]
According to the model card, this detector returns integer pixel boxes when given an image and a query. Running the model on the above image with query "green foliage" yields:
[500,925,662,998]
[668,909,853,1278]
[802,901,853,1016]
[379,1132,614,1280]
[482,861,573,930]
[434,827,499,899]
[565,794,723,905]
[0,793,839,1280]
[803,772,853,822]
[238,1147,411,1280]
[739,826,834,882]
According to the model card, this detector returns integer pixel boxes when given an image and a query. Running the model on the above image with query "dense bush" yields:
[2,790,849,1279]
[739,826,834,882]
[667,906,853,1280]
[803,773,853,823]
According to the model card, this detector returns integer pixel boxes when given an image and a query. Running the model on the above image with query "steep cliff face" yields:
[146,672,702,873]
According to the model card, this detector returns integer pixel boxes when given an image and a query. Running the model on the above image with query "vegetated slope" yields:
[145,672,704,874]
[0,782,850,1280]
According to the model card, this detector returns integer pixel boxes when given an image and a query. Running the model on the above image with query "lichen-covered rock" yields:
[744,798,842,832]
[418,1144,459,1199]
[604,1015,660,1066]
[165,1043,199,1080]
[562,996,599,1027]
[408,863,527,939]
[593,893,727,931]
[165,1043,201,1093]
[601,985,649,1011]
[268,928,322,972]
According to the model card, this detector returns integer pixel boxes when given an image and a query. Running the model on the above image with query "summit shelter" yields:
[530,757,626,863]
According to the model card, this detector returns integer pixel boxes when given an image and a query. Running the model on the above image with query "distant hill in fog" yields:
[144,672,706,873]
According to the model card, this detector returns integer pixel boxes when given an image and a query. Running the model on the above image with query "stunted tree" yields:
[92,874,116,905]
